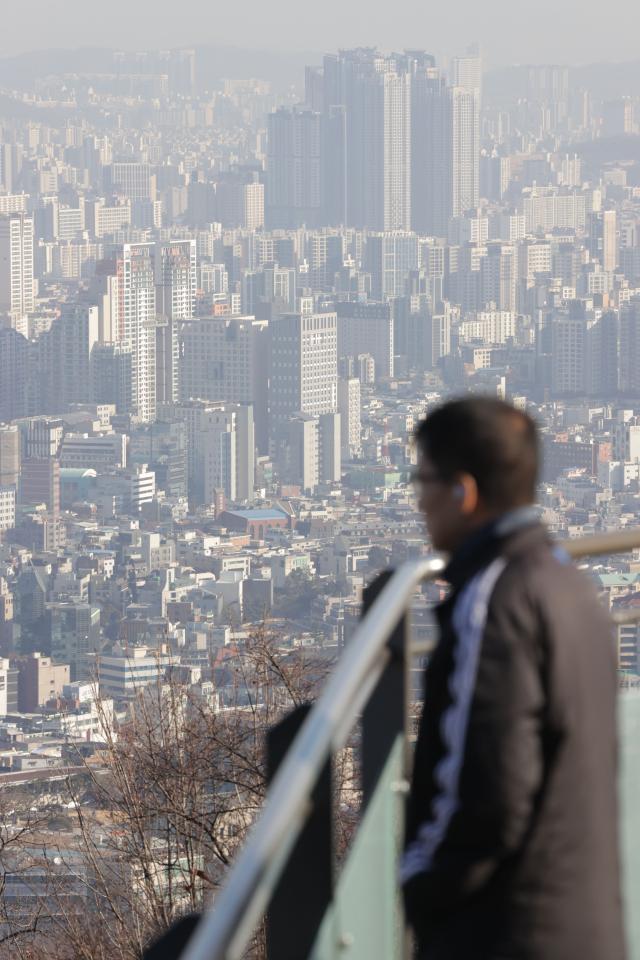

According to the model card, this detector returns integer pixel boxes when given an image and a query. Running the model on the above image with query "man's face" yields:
[412,451,468,553]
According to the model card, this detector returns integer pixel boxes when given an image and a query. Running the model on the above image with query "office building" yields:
[336,301,394,379]
[269,311,338,437]
[96,645,173,701]
[18,652,70,712]
[365,232,419,299]
[179,315,269,453]
[49,602,101,681]
[167,400,255,505]
[59,433,127,471]
[20,457,61,513]
[128,464,156,512]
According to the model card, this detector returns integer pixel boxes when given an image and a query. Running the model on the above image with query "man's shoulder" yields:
[491,532,606,625]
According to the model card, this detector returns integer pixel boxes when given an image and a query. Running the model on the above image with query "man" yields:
[402,397,625,960]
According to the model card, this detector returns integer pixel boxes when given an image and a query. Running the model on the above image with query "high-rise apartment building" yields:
[215,173,265,232]
[155,239,196,322]
[91,342,133,413]
[620,298,640,394]
[588,210,617,274]
[266,108,322,229]
[480,242,518,313]
[337,377,361,458]
[321,49,413,231]
[104,162,156,201]
[120,243,157,422]
[0,212,34,329]
[153,239,196,406]
[603,98,634,137]
[0,425,20,488]
[59,305,100,408]
[412,69,452,237]
[411,63,479,234]
[551,310,586,396]
[451,50,482,102]
[451,85,480,219]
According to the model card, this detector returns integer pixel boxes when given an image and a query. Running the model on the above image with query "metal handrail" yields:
[180,528,640,960]
[560,528,640,559]
[180,555,445,960]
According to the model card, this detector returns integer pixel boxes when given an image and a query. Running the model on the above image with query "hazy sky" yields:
[2,0,639,69]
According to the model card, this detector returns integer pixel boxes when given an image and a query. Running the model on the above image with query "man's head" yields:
[412,397,539,553]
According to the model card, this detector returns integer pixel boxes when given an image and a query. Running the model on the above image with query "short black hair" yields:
[414,397,539,510]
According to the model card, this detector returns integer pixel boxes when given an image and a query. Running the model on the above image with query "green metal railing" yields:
[178,529,640,960]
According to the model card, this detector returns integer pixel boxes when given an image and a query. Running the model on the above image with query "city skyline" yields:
[1,16,640,957]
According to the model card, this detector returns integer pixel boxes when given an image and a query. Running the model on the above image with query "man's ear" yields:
[456,473,479,515]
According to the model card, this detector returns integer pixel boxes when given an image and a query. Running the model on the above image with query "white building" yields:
[0,658,18,715]
[0,212,34,329]
[121,243,157,422]
[270,311,338,436]
[0,486,16,532]
[129,464,156,512]
[59,433,127,470]
[338,378,361,458]
[96,645,174,700]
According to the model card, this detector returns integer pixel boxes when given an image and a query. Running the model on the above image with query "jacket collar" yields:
[443,507,548,593]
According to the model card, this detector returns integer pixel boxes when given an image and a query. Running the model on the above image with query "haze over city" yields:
[2,0,640,67]
[1,1,640,958]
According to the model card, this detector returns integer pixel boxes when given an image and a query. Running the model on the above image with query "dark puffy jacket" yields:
[402,521,626,960]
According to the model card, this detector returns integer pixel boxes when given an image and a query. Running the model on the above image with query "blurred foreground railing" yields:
[179,529,640,960]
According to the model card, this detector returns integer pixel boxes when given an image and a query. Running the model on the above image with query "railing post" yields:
[266,704,333,960]
[360,570,412,960]
[362,571,410,802]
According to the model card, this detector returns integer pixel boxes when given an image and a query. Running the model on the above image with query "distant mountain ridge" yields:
[485,59,640,104]
[0,45,317,93]
[1,46,638,102]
